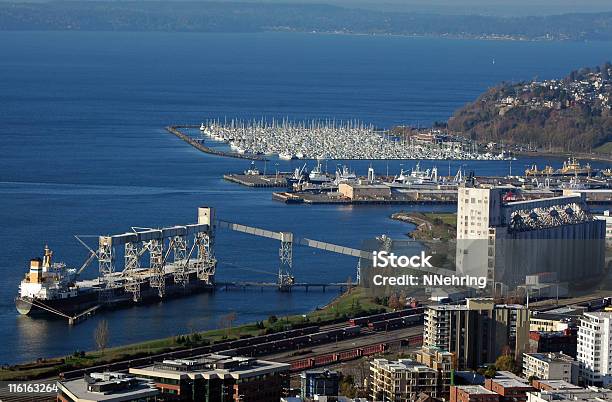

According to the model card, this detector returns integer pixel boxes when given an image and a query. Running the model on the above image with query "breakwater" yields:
[165,125,266,161]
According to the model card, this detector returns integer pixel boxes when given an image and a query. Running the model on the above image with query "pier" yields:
[223,173,289,188]
[272,191,458,205]
[215,281,353,292]
[25,207,418,324]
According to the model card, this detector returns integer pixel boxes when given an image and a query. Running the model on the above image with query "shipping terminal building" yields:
[456,185,606,292]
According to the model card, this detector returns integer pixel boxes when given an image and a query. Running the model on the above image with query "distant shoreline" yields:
[515,150,612,163]
[2,2,612,42]
[0,29,606,44]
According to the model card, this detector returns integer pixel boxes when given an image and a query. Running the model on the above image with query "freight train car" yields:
[289,343,387,372]
[368,314,424,331]
[349,307,424,327]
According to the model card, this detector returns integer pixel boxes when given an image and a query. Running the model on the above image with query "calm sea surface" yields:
[0,31,610,364]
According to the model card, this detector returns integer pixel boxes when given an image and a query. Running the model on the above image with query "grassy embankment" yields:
[0,287,387,381]
[391,212,457,241]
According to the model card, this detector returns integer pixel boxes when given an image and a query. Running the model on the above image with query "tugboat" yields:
[554,157,596,176]
[525,164,554,177]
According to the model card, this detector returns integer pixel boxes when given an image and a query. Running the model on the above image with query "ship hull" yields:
[15,291,99,317]
[16,277,214,318]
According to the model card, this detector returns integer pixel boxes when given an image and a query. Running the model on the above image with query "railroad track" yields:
[2,307,425,400]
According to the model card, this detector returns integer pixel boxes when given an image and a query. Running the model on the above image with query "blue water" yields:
[0,31,610,365]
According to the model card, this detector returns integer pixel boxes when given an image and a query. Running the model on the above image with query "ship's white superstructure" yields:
[18,245,78,301]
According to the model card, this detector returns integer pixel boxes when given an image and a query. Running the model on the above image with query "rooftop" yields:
[58,372,159,402]
[583,311,612,320]
[372,359,434,373]
[453,385,497,395]
[495,371,529,383]
[533,387,612,401]
[129,354,290,381]
[525,352,575,364]
[489,376,533,389]
[533,379,581,391]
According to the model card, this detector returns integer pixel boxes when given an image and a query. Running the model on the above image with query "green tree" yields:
[495,354,516,372]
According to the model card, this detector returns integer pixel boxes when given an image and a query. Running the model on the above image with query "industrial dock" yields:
[15,207,399,324]
[223,160,612,205]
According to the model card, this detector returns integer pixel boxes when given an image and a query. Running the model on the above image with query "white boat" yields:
[308,160,332,184]
[194,118,495,160]
[384,163,441,188]
[244,162,260,176]
[334,165,357,184]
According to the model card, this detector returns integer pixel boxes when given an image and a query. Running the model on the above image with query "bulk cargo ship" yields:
[16,245,216,318]
[16,207,217,321]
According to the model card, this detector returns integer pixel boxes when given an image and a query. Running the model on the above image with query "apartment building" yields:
[522,352,578,384]
[370,358,438,401]
[423,298,530,369]
[576,312,612,387]
[416,346,456,399]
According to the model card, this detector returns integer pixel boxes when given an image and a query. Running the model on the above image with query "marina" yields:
[198,119,514,160]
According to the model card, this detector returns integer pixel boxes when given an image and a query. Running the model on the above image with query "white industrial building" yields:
[456,186,606,291]
[577,312,612,387]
